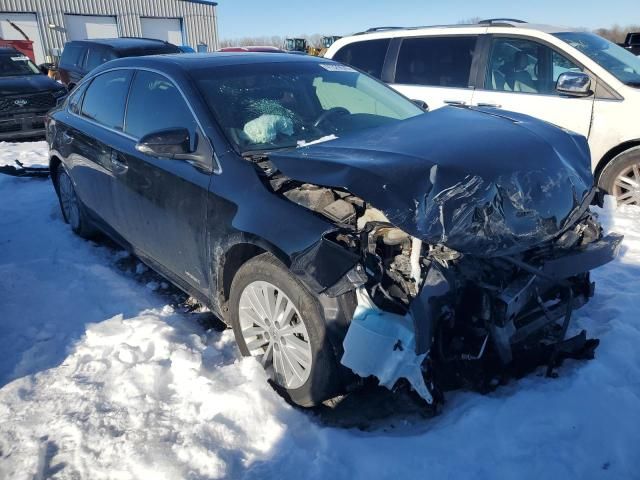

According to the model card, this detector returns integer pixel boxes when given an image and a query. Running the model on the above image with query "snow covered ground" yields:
[1,140,639,480]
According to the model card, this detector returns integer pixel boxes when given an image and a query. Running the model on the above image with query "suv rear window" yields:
[332,39,390,79]
[60,44,86,68]
[395,36,477,88]
[85,46,117,71]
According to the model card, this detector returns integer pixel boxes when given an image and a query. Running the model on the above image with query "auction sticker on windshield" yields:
[319,63,356,72]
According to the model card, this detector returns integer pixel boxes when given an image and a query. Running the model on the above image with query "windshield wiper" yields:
[241,144,298,160]
[241,150,271,162]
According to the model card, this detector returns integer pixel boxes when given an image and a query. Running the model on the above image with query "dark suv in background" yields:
[57,37,181,89]
[0,47,67,140]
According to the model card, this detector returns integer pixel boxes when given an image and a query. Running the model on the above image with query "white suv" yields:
[325,19,640,206]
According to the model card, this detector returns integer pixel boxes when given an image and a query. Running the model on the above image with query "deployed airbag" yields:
[243,114,293,144]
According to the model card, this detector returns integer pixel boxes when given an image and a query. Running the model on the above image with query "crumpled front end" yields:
[246,107,623,405]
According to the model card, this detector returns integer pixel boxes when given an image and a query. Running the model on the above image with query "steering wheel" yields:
[313,107,350,128]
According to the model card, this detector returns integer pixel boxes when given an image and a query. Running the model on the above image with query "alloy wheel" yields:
[58,171,81,229]
[613,162,640,206]
[238,280,313,390]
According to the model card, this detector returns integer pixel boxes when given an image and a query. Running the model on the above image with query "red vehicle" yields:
[217,46,283,53]
[0,39,35,62]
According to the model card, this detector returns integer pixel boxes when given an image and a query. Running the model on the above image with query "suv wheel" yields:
[599,148,640,206]
[228,253,341,407]
[56,168,95,237]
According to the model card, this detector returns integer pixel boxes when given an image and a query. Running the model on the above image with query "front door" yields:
[471,36,594,137]
[111,70,213,292]
[388,35,479,110]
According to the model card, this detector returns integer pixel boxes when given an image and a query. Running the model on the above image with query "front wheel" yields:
[228,253,341,407]
[598,148,640,206]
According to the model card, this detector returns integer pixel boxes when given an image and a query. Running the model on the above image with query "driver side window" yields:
[485,37,583,95]
[124,70,197,139]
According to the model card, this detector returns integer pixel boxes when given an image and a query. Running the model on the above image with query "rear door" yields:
[388,35,479,109]
[62,69,133,229]
[471,35,594,137]
[111,69,213,291]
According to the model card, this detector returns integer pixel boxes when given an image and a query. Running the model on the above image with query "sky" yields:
[215,0,638,40]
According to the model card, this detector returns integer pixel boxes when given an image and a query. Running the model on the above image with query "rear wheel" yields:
[56,168,95,238]
[598,148,640,206]
[228,253,341,407]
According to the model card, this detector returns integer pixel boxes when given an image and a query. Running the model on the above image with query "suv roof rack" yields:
[478,18,527,25]
[363,27,406,33]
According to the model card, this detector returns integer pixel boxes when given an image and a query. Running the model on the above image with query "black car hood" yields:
[268,106,594,257]
[0,74,63,95]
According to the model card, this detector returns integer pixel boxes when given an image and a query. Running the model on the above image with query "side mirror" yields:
[556,72,592,97]
[411,99,429,111]
[135,128,193,159]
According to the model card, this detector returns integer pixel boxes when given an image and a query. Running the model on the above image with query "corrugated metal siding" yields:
[0,0,217,60]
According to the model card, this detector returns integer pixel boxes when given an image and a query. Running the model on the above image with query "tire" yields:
[228,253,342,407]
[598,147,640,206]
[56,167,96,238]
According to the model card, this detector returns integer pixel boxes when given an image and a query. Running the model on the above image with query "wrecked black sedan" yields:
[46,53,622,408]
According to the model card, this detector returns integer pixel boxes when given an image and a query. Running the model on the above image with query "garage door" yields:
[64,15,118,41]
[0,13,45,64]
[141,18,183,45]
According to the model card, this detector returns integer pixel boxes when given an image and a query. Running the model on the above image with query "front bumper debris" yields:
[0,160,49,178]
[341,289,433,404]
[340,227,622,405]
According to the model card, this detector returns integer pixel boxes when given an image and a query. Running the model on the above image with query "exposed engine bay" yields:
[249,153,623,407]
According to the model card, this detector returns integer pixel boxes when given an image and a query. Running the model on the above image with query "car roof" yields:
[96,51,329,73]
[0,47,20,54]
[218,46,283,52]
[66,37,176,52]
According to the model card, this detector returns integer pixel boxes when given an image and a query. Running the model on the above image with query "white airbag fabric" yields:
[243,114,293,144]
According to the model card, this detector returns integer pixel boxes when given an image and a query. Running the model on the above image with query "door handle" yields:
[62,131,74,144]
[110,151,128,174]
[476,102,502,108]
[444,100,467,106]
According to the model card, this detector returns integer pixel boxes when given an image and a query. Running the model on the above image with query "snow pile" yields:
[0,140,48,168]
[1,141,640,479]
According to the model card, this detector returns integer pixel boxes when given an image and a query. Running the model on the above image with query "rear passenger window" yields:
[60,45,86,68]
[68,83,88,115]
[124,71,197,139]
[332,39,390,79]
[395,36,477,88]
[81,70,132,130]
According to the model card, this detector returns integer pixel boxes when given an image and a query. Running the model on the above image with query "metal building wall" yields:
[0,0,218,61]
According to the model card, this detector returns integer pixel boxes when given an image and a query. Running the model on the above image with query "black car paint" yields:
[48,54,355,321]
[0,51,66,139]
[47,53,599,342]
